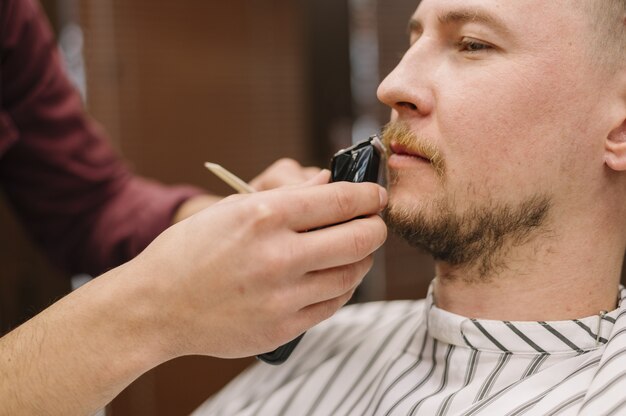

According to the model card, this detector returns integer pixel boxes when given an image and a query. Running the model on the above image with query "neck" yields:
[432,209,624,321]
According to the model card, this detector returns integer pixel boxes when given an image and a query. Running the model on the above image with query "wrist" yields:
[97,260,178,368]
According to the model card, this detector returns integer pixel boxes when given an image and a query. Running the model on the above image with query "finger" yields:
[260,168,328,191]
[279,181,387,231]
[292,255,373,308]
[293,215,387,271]
[297,169,330,187]
[303,166,322,180]
[249,158,310,190]
[296,288,356,329]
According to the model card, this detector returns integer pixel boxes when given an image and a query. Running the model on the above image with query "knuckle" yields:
[248,198,281,228]
[263,247,288,274]
[318,300,340,321]
[351,228,372,258]
[275,157,299,169]
[343,260,369,291]
[343,289,356,306]
[343,259,369,291]
[339,265,356,293]
[332,186,354,219]
[299,310,319,331]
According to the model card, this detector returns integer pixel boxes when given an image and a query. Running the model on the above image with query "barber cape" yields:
[194,285,626,416]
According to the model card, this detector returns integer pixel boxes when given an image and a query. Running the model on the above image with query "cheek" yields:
[436,61,590,196]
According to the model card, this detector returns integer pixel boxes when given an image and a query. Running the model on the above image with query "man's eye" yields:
[457,38,492,53]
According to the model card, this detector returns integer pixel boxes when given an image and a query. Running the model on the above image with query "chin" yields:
[388,179,438,206]
[386,190,432,220]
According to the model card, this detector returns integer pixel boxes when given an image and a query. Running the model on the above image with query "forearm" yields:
[0,263,165,415]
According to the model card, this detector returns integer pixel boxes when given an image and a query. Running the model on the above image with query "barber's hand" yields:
[249,158,321,191]
[173,159,320,224]
[132,171,387,359]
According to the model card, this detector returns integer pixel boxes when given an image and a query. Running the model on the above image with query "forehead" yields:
[412,0,588,38]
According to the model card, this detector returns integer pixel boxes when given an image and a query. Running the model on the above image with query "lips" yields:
[390,142,430,161]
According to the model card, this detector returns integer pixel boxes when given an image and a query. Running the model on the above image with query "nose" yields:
[377,42,435,119]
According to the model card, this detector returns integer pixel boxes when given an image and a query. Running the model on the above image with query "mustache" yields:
[381,121,446,178]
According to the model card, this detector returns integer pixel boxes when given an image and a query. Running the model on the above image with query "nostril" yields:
[398,101,418,111]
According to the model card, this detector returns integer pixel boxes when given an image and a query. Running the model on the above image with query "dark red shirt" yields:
[0,0,202,275]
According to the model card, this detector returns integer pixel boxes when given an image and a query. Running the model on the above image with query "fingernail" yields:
[378,187,388,207]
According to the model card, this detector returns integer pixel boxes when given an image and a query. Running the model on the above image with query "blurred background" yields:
[2,1,623,415]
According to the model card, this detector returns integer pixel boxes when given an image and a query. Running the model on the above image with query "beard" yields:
[381,121,552,280]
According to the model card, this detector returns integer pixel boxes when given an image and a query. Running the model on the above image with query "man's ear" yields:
[606,119,626,171]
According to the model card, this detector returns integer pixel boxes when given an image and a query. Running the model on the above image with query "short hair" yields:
[585,0,626,65]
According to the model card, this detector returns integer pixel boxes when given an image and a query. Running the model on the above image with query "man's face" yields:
[378,0,614,273]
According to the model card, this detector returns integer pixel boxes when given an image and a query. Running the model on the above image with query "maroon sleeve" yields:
[0,0,203,275]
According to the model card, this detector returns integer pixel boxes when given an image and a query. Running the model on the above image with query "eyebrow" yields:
[408,7,511,36]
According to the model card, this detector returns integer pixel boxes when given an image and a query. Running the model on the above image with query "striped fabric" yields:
[193,285,626,416]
